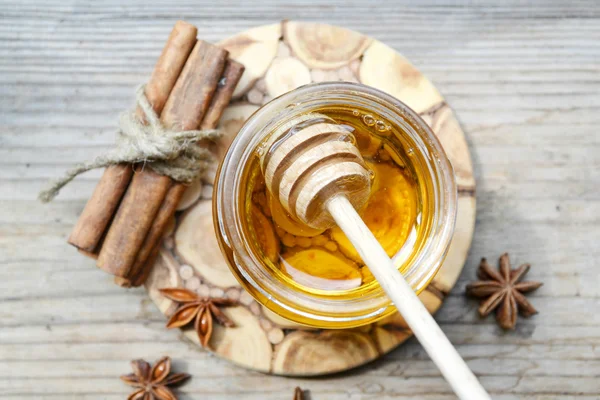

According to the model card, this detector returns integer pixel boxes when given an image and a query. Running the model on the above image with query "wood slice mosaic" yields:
[145,21,476,376]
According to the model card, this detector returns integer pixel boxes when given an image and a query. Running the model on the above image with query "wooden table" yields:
[1,1,598,398]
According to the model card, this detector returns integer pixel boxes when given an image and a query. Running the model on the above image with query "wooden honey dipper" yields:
[261,114,491,400]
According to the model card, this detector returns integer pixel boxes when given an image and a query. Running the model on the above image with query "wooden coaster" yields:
[145,21,476,376]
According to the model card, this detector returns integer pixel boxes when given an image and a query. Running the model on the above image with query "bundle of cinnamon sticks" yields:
[68,21,244,287]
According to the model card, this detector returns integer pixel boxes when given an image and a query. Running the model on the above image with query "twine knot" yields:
[38,85,221,203]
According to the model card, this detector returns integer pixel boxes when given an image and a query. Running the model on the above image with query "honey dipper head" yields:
[260,113,371,230]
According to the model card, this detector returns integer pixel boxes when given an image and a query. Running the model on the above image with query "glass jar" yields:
[214,82,457,328]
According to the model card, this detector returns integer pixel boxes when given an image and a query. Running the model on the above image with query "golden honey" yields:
[240,106,428,299]
[214,82,456,328]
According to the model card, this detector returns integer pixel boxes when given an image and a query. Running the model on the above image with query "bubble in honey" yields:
[342,133,357,146]
[368,168,375,180]
[375,120,387,132]
[352,110,360,116]
[362,114,375,127]
[256,143,266,156]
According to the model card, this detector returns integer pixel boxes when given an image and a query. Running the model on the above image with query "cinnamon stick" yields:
[68,164,133,254]
[116,181,186,286]
[97,41,229,277]
[131,245,162,287]
[68,21,198,255]
[120,60,245,287]
[200,60,246,130]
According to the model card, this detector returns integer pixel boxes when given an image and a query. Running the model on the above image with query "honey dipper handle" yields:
[327,196,490,400]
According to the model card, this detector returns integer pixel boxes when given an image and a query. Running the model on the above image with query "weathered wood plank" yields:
[0,0,599,397]
[2,375,600,396]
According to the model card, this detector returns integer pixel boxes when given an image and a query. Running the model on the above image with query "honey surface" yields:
[243,108,424,294]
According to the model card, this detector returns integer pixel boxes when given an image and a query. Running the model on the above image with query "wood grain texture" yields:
[1,0,599,398]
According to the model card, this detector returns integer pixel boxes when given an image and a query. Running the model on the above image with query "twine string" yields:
[38,85,221,203]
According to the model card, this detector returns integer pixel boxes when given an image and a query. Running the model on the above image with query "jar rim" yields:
[215,82,457,328]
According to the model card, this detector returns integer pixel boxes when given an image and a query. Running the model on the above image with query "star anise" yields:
[294,387,305,400]
[159,288,236,348]
[120,356,190,400]
[466,253,542,329]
